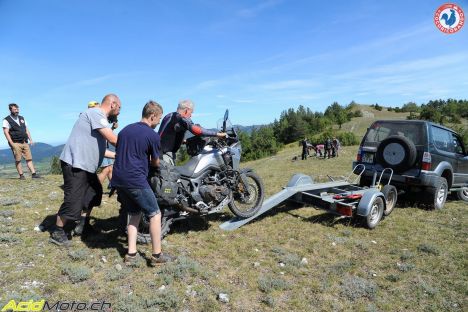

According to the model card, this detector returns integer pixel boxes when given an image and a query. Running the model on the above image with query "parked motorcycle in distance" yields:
[124,110,265,242]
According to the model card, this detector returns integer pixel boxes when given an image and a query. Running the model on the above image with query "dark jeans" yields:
[57,161,102,222]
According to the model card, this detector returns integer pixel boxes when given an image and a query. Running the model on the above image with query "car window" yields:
[451,133,465,155]
[363,122,424,146]
[431,126,454,153]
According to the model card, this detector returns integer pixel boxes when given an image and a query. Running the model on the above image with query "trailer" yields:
[220,165,397,231]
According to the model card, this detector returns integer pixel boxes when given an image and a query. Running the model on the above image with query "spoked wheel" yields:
[129,214,172,244]
[228,171,265,218]
[361,197,384,229]
[381,185,398,216]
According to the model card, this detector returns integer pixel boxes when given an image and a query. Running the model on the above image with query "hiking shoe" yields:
[32,173,41,179]
[124,254,140,266]
[19,175,25,180]
[150,253,176,266]
[49,229,71,247]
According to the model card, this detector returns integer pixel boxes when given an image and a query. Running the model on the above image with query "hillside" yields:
[0,145,466,311]
[0,143,63,165]
[335,105,410,137]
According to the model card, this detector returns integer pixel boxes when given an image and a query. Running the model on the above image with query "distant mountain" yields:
[0,143,64,165]
[234,124,264,134]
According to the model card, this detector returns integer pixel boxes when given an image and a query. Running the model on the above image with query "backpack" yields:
[150,162,180,206]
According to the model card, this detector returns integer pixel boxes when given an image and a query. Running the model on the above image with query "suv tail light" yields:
[356,148,362,162]
[422,152,431,170]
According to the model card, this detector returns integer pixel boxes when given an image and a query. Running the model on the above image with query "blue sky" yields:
[1,0,467,148]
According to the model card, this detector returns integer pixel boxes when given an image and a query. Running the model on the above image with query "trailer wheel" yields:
[362,197,384,229]
[381,185,397,216]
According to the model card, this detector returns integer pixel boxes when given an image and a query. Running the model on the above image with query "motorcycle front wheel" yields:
[228,170,264,218]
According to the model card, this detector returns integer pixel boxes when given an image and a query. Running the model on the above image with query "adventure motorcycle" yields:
[119,110,265,242]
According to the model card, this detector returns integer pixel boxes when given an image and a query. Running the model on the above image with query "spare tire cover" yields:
[376,135,417,172]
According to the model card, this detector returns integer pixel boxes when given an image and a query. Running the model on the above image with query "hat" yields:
[88,101,99,108]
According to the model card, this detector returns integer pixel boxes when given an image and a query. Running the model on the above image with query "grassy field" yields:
[0,160,52,178]
[0,145,466,311]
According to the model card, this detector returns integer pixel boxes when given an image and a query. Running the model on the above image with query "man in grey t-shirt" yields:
[49,94,121,247]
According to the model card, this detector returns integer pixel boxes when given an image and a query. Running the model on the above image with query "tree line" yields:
[239,101,361,161]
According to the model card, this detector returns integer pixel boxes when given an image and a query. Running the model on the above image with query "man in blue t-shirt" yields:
[112,101,175,266]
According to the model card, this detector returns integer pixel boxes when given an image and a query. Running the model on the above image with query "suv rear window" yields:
[363,122,425,147]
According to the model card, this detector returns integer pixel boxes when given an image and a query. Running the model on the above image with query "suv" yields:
[353,120,468,209]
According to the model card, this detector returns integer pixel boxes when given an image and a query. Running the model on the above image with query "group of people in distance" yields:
[4,94,226,267]
[301,137,341,160]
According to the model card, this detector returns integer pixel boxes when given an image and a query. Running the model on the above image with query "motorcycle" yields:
[122,110,265,242]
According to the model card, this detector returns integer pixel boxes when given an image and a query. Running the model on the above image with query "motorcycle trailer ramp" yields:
[220,174,359,231]
[220,167,390,230]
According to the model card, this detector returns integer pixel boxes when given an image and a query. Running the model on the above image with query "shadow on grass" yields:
[39,213,127,255]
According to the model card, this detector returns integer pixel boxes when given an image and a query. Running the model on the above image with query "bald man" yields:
[49,94,121,247]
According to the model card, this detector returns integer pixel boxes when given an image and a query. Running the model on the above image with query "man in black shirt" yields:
[2,103,40,179]
[158,99,226,165]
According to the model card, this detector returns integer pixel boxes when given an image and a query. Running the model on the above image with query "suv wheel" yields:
[376,135,417,172]
[426,177,448,210]
[456,187,468,202]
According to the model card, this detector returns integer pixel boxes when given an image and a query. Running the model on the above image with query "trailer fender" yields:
[286,174,314,187]
[356,189,386,217]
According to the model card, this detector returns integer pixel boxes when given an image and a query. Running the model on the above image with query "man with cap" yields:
[2,103,41,179]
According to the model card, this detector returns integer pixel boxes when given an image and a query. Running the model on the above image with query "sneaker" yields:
[32,173,41,179]
[19,175,25,180]
[150,253,176,266]
[49,229,71,247]
[124,254,139,266]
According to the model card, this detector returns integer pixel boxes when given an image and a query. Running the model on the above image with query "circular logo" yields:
[434,3,465,34]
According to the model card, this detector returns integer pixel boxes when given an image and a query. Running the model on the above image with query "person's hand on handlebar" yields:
[216,132,228,139]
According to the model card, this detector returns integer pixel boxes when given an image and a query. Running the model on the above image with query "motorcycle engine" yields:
[199,185,229,204]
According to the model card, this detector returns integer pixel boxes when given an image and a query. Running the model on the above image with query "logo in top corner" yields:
[434,3,465,34]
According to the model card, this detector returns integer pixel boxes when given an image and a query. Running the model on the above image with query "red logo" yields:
[434,3,465,34]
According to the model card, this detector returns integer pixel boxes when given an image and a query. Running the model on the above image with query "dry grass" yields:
[0,145,466,311]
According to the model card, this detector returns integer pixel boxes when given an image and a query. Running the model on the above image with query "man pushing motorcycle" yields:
[158,99,227,165]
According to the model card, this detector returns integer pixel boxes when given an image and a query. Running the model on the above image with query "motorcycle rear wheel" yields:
[228,171,264,218]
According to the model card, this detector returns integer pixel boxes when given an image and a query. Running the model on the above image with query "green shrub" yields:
[68,249,90,261]
[62,264,92,283]
[340,276,377,301]
[49,156,62,175]
[417,243,439,256]
[258,276,290,293]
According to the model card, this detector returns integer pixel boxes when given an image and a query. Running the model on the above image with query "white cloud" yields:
[195,80,222,90]
[237,0,283,18]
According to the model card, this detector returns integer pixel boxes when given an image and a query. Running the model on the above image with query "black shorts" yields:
[57,161,102,222]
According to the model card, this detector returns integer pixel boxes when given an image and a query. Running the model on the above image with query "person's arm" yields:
[104,150,116,159]
[3,127,14,147]
[97,128,117,146]
[150,157,160,168]
[182,118,226,138]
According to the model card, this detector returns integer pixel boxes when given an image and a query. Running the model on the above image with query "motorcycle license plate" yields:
[362,152,374,164]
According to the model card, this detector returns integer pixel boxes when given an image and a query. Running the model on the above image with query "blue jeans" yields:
[117,188,160,218]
